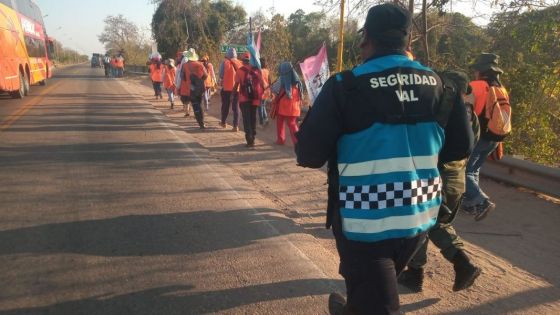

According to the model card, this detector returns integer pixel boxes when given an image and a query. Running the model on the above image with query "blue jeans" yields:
[166,88,175,103]
[463,138,499,207]
[259,99,269,124]
[203,88,211,111]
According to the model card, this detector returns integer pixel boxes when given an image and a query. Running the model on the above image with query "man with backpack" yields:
[176,49,208,129]
[295,4,473,314]
[462,53,511,221]
[233,52,264,147]
[399,71,481,293]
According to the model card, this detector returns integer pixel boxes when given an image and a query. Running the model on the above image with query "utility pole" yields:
[336,0,345,72]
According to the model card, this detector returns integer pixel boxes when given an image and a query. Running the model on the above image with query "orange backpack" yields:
[484,84,512,140]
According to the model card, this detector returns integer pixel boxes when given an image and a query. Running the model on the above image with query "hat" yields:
[362,3,411,42]
[241,52,251,61]
[167,59,175,67]
[470,53,503,74]
[226,47,237,59]
[183,49,199,62]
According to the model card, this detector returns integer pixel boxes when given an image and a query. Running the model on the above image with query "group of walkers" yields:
[145,3,510,313]
[296,3,510,314]
[147,47,303,148]
[102,54,125,78]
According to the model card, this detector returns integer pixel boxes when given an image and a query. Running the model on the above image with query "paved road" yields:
[2,65,559,315]
[0,65,341,314]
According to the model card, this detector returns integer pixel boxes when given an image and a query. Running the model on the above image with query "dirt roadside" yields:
[122,76,560,314]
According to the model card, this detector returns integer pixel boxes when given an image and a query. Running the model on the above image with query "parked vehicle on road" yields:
[91,53,102,68]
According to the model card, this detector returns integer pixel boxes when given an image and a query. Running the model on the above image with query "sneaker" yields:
[232,126,239,132]
[461,204,478,216]
[398,267,424,293]
[328,293,346,315]
[474,199,495,221]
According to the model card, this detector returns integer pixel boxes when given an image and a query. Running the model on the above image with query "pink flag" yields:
[299,43,329,104]
[256,30,261,52]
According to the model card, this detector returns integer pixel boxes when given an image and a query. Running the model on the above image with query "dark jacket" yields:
[295,53,473,231]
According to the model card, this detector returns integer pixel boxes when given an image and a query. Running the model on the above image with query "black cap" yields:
[362,3,411,43]
[470,53,503,74]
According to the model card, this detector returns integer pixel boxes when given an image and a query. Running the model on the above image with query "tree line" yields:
[98,0,559,166]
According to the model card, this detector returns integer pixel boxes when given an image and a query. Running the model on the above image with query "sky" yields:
[36,0,495,56]
[36,0,318,55]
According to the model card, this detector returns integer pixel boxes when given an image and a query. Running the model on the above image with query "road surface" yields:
[0,65,559,314]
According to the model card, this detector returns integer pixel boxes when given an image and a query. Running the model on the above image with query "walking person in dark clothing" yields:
[233,52,264,147]
[295,3,473,314]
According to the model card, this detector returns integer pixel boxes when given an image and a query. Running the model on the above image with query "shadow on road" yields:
[0,279,345,315]
[0,142,205,170]
[0,209,300,257]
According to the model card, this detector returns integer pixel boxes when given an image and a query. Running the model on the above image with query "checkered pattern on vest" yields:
[339,177,442,210]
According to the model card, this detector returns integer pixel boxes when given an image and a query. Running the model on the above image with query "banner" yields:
[299,43,329,104]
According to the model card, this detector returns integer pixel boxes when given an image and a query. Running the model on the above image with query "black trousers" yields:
[191,95,204,127]
[240,102,257,145]
[332,213,427,315]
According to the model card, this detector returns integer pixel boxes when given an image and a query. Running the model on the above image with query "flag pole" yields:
[336,0,345,72]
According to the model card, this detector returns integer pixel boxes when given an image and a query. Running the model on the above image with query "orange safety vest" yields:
[115,58,124,68]
[277,85,302,117]
[470,80,490,116]
[149,63,164,82]
[261,68,271,100]
[163,66,176,89]
[179,61,206,97]
[203,62,215,88]
[222,58,241,92]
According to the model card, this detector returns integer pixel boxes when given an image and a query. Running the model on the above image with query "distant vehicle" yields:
[0,0,54,98]
[91,53,103,68]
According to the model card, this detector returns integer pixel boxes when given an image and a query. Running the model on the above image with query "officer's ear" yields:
[359,30,375,61]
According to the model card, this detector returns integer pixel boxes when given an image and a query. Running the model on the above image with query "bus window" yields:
[0,0,13,8]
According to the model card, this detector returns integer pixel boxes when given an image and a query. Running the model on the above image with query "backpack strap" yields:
[435,74,457,128]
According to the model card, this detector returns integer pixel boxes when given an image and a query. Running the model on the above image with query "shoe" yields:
[219,122,227,128]
[452,250,481,291]
[398,267,424,293]
[200,124,206,129]
[232,126,239,132]
[328,293,346,315]
[184,112,190,117]
[275,140,285,145]
[461,204,478,216]
[474,199,495,221]
[170,103,174,109]
[246,143,255,148]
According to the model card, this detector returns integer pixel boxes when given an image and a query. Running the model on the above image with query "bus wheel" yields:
[10,72,25,99]
[23,72,30,96]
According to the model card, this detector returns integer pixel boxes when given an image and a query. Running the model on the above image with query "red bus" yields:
[0,0,53,98]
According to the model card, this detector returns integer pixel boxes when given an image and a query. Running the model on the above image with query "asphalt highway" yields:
[0,65,341,314]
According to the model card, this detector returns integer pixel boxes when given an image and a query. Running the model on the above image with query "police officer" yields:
[295,3,473,314]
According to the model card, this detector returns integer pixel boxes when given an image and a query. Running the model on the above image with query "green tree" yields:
[260,14,292,78]
[487,5,560,165]
[98,14,150,65]
[151,0,246,64]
